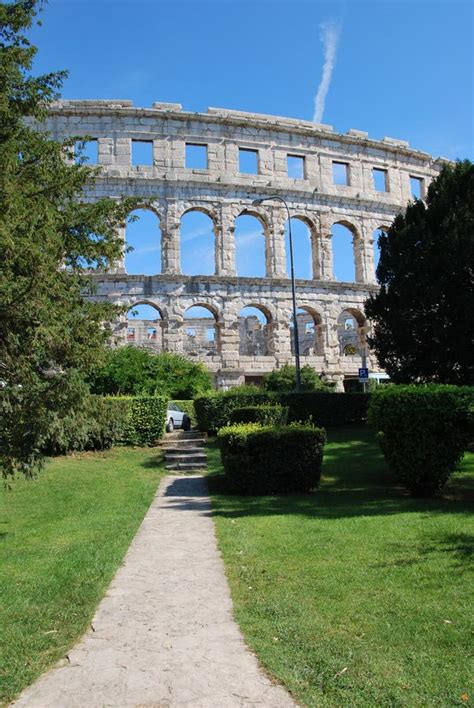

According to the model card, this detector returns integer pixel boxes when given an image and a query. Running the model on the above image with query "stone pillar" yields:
[115,138,131,166]
[353,219,366,283]
[161,202,181,275]
[310,216,322,280]
[217,205,236,276]
[162,310,184,353]
[109,224,126,274]
[268,207,287,278]
[219,309,240,371]
[318,213,334,280]
[98,137,114,166]
[360,219,377,284]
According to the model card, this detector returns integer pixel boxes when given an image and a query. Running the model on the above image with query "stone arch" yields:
[238,304,273,356]
[292,305,324,356]
[122,301,164,352]
[125,207,162,275]
[235,210,269,277]
[331,219,362,282]
[284,215,316,280]
[183,304,220,357]
[180,208,216,276]
[337,307,367,356]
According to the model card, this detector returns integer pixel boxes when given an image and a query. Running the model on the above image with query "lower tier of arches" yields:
[92,273,384,390]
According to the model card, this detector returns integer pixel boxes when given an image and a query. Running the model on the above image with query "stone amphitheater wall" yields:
[45,100,446,389]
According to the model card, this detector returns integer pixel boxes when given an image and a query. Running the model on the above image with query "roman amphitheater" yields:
[46,100,446,389]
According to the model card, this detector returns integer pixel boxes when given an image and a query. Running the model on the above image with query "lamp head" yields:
[251,198,265,206]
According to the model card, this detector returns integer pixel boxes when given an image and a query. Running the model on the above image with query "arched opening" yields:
[125,302,163,352]
[235,213,266,277]
[291,307,324,356]
[183,305,219,357]
[180,210,216,276]
[373,227,388,276]
[337,309,366,357]
[331,222,357,282]
[238,305,272,356]
[285,218,313,280]
[125,209,161,275]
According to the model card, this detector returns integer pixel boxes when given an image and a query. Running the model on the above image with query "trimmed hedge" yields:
[113,395,167,446]
[195,389,272,433]
[280,392,371,426]
[195,389,369,432]
[369,384,473,496]
[229,404,288,426]
[218,423,326,495]
[43,395,167,454]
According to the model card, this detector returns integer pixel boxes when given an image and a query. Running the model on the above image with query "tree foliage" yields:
[365,161,474,384]
[262,364,332,392]
[0,1,136,478]
[88,346,213,399]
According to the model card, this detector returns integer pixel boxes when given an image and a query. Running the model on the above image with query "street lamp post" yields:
[251,195,301,392]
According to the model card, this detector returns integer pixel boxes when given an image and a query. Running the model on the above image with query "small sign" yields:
[358,367,369,382]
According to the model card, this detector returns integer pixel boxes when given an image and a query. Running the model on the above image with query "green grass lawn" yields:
[0,446,165,705]
[207,427,474,707]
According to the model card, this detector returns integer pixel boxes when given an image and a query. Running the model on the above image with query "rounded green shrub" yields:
[218,423,326,495]
[368,384,473,496]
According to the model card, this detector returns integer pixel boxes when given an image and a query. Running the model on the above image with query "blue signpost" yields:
[358,367,369,382]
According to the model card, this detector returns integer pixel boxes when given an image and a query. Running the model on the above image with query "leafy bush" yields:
[218,423,326,495]
[89,346,212,399]
[113,396,168,446]
[262,364,334,392]
[43,395,130,455]
[194,387,272,433]
[229,404,288,426]
[281,392,371,426]
[369,385,473,496]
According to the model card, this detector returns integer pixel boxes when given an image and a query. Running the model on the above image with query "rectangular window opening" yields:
[132,140,153,166]
[239,148,259,174]
[287,154,305,179]
[410,175,424,199]
[373,167,388,192]
[207,328,215,342]
[185,143,208,169]
[332,161,350,186]
[186,327,196,337]
[75,139,98,164]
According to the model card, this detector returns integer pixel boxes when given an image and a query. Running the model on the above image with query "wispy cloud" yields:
[130,244,161,256]
[181,225,214,244]
[313,21,342,124]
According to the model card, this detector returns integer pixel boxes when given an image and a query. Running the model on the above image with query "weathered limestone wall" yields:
[45,100,446,389]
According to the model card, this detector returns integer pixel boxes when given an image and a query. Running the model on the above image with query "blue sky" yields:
[29,0,473,315]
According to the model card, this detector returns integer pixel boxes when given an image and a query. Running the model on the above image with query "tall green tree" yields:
[365,160,474,384]
[0,1,135,478]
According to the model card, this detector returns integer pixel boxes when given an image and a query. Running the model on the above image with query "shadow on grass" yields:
[205,426,474,522]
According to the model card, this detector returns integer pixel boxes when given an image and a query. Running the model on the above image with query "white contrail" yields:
[313,21,342,124]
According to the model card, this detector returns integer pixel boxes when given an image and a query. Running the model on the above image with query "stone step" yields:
[161,440,206,449]
[162,446,205,454]
[165,462,208,471]
[166,431,205,440]
[165,453,207,464]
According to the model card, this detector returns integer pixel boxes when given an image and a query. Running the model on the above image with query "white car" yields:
[166,402,191,432]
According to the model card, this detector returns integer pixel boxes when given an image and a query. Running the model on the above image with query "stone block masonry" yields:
[44,100,447,389]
